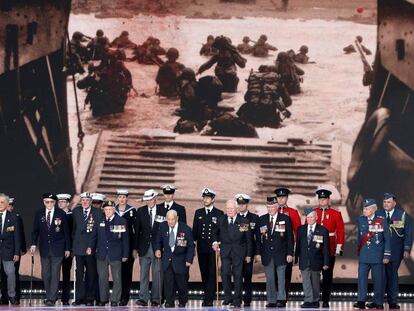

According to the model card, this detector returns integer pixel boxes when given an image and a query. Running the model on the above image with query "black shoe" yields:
[266,303,277,308]
[389,304,400,310]
[202,301,213,307]
[244,302,251,307]
[312,302,320,308]
[72,300,84,306]
[136,299,148,306]
[375,305,384,309]
[223,300,232,306]
[232,303,241,308]
[366,303,377,309]
[45,300,56,306]
[322,302,330,308]
[151,301,160,307]
[97,301,107,306]
[301,302,315,308]
[62,301,70,306]
[0,299,8,305]
[119,300,128,306]
[164,302,175,308]
[277,301,286,308]
[178,303,186,308]
[111,302,118,307]
[86,301,94,306]
[9,297,19,306]
[354,302,366,309]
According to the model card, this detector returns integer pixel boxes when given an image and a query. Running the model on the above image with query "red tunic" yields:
[278,206,301,240]
[315,207,345,256]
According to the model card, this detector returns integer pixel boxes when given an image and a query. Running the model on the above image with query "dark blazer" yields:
[94,214,129,261]
[15,212,27,253]
[212,214,253,258]
[192,206,224,253]
[0,211,21,261]
[240,211,260,256]
[134,205,164,257]
[115,204,136,256]
[295,223,330,271]
[156,202,187,224]
[72,206,103,256]
[154,221,195,274]
[256,213,294,266]
[31,208,70,257]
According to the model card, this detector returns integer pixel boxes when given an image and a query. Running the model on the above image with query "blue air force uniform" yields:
[356,199,391,307]
[377,193,413,307]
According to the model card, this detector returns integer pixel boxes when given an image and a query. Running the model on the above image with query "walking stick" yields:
[158,257,162,308]
[215,251,219,303]
[73,256,77,302]
[29,254,34,306]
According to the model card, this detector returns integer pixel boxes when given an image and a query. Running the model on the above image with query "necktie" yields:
[308,227,313,244]
[269,216,274,233]
[386,212,391,223]
[166,204,170,210]
[83,209,88,221]
[0,213,3,234]
[206,209,210,215]
[47,211,51,230]
[149,208,153,227]
[230,217,234,225]
[169,228,175,248]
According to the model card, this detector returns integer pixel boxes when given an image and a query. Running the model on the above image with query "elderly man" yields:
[134,189,163,307]
[354,199,391,309]
[0,193,20,305]
[255,195,294,308]
[31,193,71,306]
[295,208,330,308]
[72,192,103,306]
[93,201,129,306]
[155,210,194,308]
[212,200,252,308]
[378,193,412,309]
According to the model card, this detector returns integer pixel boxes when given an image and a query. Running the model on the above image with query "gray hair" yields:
[166,209,178,219]
[0,193,10,203]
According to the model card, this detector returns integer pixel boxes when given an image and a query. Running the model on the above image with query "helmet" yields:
[72,31,84,40]
[259,34,267,41]
[207,35,214,41]
[180,67,196,81]
[121,30,129,36]
[243,36,250,43]
[299,45,308,53]
[96,29,104,37]
[166,47,179,59]
[276,51,288,63]
[356,35,363,43]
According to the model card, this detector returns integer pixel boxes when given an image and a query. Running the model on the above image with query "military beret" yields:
[235,193,251,204]
[202,188,216,198]
[304,207,315,216]
[316,189,332,199]
[363,198,377,208]
[57,194,72,201]
[274,187,291,197]
[42,193,57,201]
[143,189,158,201]
[116,189,129,196]
[266,195,277,205]
[383,192,396,200]
[161,184,176,194]
[103,200,115,208]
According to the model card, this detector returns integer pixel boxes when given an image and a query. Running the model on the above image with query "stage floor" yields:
[2,301,414,310]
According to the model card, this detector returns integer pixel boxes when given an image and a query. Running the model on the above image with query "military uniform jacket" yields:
[192,207,224,254]
[0,211,21,261]
[31,208,70,258]
[212,214,253,259]
[256,213,294,266]
[72,206,103,256]
[377,207,413,262]
[357,214,391,264]
[16,212,27,254]
[239,211,259,256]
[295,224,330,271]
[115,204,136,256]
[315,207,345,256]
[156,202,187,225]
[154,221,195,274]
[93,214,129,261]
[278,206,301,240]
[134,205,164,257]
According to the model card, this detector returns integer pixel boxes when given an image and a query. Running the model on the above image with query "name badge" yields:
[100,222,105,227]
[275,224,285,232]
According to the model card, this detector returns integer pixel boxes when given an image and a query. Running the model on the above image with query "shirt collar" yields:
[107,214,115,222]
[170,222,178,232]
[239,211,248,217]
[165,201,174,207]
[386,209,395,217]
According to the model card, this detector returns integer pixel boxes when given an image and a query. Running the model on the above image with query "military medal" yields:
[55,226,60,233]
[375,240,380,245]
[316,243,320,248]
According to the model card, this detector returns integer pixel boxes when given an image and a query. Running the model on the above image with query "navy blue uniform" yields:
[0,211,21,261]
[154,222,194,306]
[357,214,391,305]
[377,207,413,305]
[60,210,73,304]
[156,202,187,225]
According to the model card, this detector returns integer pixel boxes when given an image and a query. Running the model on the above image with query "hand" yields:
[133,249,138,259]
[186,262,191,267]
[212,242,220,252]
[155,250,162,258]
[86,248,92,255]
[255,255,261,263]
[383,258,390,264]
[323,265,329,270]
[30,245,36,254]
[404,251,410,259]
[122,257,128,262]
[286,255,293,263]
[245,256,251,263]
[13,255,20,263]
[64,251,70,258]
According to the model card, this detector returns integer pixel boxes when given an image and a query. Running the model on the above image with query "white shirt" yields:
[0,210,6,233]
[308,223,316,234]
[228,216,236,224]
[165,201,174,209]
[239,211,248,217]
[169,223,178,252]
[205,206,213,215]
[45,207,55,225]
[83,207,91,219]
[386,209,395,219]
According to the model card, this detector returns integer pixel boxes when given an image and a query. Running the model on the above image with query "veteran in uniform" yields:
[378,193,412,309]
[93,201,129,306]
[255,195,294,308]
[192,188,224,306]
[235,193,258,307]
[115,189,136,306]
[157,185,187,224]
[314,188,345,308]
[354,199,391,310]
[31,193,71,306]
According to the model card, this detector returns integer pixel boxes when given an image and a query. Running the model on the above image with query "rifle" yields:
[355,39,372,73]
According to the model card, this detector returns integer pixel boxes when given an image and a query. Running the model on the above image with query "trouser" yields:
[357,262,385,305]
[0,260,16,299]
[197,250,217,303]
[242,259,253,303]
[385,260,401,305]
[60,255,72,302]
[120,254,134,302]
[75,254,97,302]
[139,245,162,303]
[0,259,20,300]
[221,253,244,305]
[40,255,63,302]
[275,261,293,301]
[264,259,286,303]
[321,256,335,303]
[97,257,122,303]
[164,264,188,305]
[301,268,321,303]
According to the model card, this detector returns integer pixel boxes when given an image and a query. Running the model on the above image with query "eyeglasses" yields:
[44,200,55,204]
